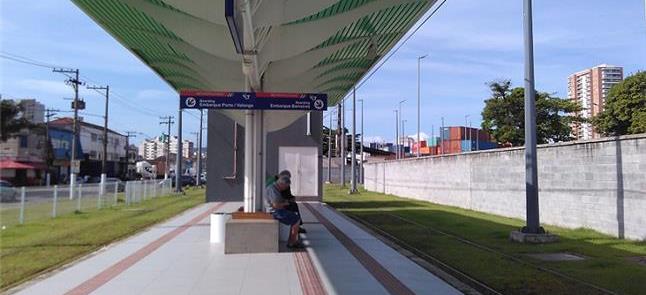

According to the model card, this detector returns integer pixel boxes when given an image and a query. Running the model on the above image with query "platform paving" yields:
[10,201,462,295]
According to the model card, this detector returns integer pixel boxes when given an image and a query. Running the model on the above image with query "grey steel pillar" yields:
[340,99,346,187]
[327,109,333,183]
[350,88,358,194]
[175,108,183,193]
[416,55,427,157]
[196,109,203,186]
[523,0,541,234]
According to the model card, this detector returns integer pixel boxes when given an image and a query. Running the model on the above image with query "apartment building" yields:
[568,64,623,140]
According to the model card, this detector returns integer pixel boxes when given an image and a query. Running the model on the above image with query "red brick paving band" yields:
[65,203,225,295]
[302,202,416,295]
[294,251,327,295]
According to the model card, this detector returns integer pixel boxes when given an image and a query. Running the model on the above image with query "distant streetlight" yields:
[398,99,406,159]
[417,54,427,157]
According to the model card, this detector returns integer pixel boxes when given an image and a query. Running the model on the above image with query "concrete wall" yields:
[206,111,323,202]
[363,134,646,240]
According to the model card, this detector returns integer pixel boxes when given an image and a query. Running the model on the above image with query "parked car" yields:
[180,175,196,187]
[0,180,17,202]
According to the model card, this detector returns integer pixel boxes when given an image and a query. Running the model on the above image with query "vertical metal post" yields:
[176,109,183,193]
[340,99,346,187]
[327,109,333,183]
[417,55,427,157]
[398,100,406,158]
[350,88,358,194]
[441,117,445,155]
[52,185,58,217]
[77,183,82,211]
[196,109,203,186]
[359,99,364,184]
[70,69,79,200]
[143,180,147,200]
[244,109,254,211]
[394,110,399,159]
[523,0,541,234]
[114,181,118,206]
[19,187,25,224]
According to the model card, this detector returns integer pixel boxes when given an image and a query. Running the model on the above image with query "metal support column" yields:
[350,89,358,194]
[523,0,541,234]
[327,109,333,183]
[175,109,183,193]
[244,109,254,212]
[340,99,346,187]
[196,109,203,186]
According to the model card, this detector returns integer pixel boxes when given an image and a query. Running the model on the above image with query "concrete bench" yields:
[224,212,279,254]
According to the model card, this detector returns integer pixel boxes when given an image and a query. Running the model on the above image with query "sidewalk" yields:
[10,201,462,295]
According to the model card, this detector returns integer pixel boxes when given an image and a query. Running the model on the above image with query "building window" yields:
[19,136,28,148]
[90,151,97,158]
[91,133,97,142]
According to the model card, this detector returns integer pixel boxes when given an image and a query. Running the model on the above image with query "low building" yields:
[49,117,127,178]
[0,99,46,186]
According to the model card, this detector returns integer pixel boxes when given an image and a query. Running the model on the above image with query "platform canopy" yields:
[72,0,437,106]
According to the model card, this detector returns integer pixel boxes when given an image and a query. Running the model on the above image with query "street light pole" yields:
[398,99,406,159]
[350,88,358,194]
[402,120,407,157]
[523,0,541,234]
[394,110,398,160]
[417,54,427,157]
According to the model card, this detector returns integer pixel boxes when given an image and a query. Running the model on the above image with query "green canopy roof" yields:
[73,0,436,105]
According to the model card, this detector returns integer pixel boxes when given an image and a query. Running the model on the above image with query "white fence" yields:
[0,179,173,227]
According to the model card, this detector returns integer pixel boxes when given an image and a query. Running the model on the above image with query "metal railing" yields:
[0,179,174,228]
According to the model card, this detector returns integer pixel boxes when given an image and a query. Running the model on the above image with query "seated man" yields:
[265,176,304,249]
[270,170,306,233]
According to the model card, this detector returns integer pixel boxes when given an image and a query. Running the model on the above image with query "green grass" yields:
[0,188,205,290]
[324,185,646,295]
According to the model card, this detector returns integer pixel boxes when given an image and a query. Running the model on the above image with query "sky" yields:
[1,0,645,145]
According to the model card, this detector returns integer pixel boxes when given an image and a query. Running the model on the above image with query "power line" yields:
[342,0,448,102]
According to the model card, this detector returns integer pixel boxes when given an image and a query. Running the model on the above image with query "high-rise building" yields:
[568,64,623,140]
[18,99,45,123]
[137,135,193,160]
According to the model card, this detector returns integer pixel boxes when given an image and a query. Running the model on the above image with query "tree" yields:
[0,99,36,141]
[593,71,646,136]
[481,80,583,146]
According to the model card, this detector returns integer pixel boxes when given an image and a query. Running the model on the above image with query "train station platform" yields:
[11,201,462,295]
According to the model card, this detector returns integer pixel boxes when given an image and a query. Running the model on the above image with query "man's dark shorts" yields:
[271,208,300,225]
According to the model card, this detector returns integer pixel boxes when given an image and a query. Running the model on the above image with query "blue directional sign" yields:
[180,90,328,111]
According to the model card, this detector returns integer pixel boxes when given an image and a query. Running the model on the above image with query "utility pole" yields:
[53,68,82,200]
[125,131,137,179]
[350,88,358,194]
[417,54,427,158]
[359,99,364,184]
[87,85,109,175]
[44,109,60,186]
[197,109,204,186]
[159,116,174,179]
